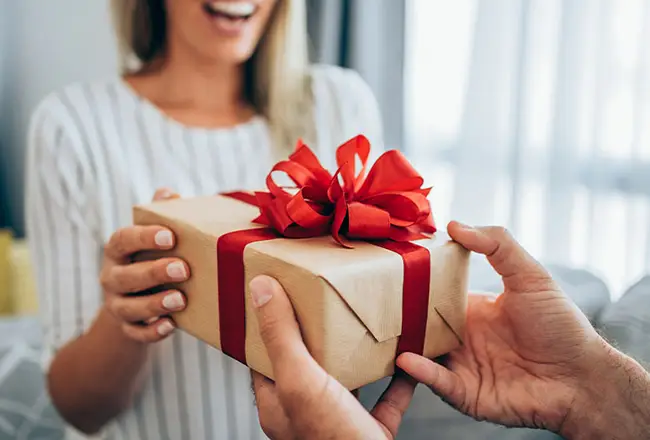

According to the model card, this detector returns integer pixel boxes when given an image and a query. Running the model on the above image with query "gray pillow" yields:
[598,275,650,366]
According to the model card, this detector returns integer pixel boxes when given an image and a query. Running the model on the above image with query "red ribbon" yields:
[218,137,435,366]
[251,135,436,247]
[217,226,278,365]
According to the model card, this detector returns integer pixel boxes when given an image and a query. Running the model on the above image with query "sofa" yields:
[1,240,649,439]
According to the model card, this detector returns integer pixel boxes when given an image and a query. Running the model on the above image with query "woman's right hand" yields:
[99,188,190,343]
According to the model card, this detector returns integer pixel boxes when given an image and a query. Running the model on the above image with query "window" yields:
[405,0,650,297]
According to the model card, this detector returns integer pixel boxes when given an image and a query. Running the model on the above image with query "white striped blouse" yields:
[25,65,383,440]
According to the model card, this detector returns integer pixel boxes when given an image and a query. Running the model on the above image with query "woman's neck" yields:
[125,52,255,128]
[156,59,244,112]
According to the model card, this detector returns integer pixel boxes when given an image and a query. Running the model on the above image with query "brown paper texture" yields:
[133,195,470,390]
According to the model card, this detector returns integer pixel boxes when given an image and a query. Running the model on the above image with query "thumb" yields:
[249,275,312,371]
[448,221,551,285]
[249,276,340,429]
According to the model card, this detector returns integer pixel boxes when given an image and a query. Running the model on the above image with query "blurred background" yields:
[1,0,650,438]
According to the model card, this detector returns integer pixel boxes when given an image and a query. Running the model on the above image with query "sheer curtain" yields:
[405,0,650,298]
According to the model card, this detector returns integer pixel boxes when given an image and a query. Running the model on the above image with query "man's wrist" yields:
[560,339,650,440]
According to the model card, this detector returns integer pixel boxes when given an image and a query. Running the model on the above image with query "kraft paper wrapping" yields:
[134,195,470,390]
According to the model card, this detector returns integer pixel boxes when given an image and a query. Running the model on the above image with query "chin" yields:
[203,41,258,66]
[200,1,273,59]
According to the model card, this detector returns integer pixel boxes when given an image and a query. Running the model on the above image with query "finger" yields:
[370,372,416,438]
[447,221,550,282]
[108,290,186,322]
[397,353,466,408]
[102,258,189,294]
[153,187,180,201]
[105,225,175,261]
[121,317,175,343]
[249,275,312,372]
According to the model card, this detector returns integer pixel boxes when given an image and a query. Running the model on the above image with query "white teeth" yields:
[208,1,256,17]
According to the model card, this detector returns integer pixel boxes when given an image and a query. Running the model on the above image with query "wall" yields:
[1,1,8,229]
[0,0,118,236]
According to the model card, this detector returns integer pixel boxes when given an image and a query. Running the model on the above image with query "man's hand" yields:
[397,221,606,433]
[249,275,416,440]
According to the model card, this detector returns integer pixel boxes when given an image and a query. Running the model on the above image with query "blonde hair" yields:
[110,0,314,155]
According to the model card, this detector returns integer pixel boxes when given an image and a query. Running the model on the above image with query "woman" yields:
[25,0,382,438]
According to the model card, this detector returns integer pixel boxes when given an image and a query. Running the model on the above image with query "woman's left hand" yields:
[249,275,415,440]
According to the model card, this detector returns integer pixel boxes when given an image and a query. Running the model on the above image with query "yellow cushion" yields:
[0,230,12,314]
[0,232,39,316]
[11,240,38,315]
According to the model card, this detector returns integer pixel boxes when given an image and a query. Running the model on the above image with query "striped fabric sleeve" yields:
[25,97,103,359]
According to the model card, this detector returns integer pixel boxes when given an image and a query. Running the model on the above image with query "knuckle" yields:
[113,300,131,320]
[257,314,283,344]
[112,228,129,255]
[149,261,165,283]
[514,270,555,291]
[106,230,118,251]
[485,225,511,240]
[135,227,150,249]
[382,396,403,415]
[99,269,111,290]
[111,266,129,290]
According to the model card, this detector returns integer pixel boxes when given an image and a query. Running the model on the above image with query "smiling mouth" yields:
[203,1,257,21]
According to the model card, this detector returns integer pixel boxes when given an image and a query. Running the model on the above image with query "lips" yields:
[203,1,257,20]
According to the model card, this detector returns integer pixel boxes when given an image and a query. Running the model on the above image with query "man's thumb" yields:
[249,275,308,368]
[448,221,551,284]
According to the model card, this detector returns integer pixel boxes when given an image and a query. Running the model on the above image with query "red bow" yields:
[253,135,436,247]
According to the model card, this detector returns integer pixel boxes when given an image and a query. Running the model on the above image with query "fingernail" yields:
[146,316,159,324]
[166,262,187,280]
[158,188,173,199]
[155,230,173,248]
[161,189,181,200]
[157,320,175,336]
[162,292,185,311]
[249,276,274,308]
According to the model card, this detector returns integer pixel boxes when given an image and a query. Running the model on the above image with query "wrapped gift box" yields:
[133,137,470,389]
